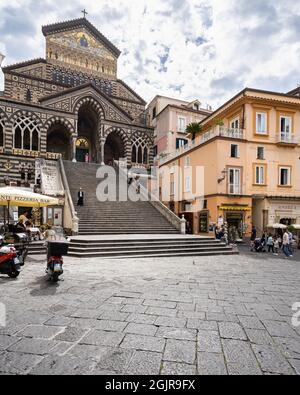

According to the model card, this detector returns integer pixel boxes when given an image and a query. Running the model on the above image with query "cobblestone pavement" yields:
[0,251,299,375]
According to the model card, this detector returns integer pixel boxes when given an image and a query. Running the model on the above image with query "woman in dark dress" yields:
[77,188,84,206]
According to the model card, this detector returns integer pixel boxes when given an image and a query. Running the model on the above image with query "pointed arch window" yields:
[13,116,40,151]
[32,130,39,151]
[15,127,22,149]
[138,146,143,164]
[131,145,137,163]
[143,147,148,164]
[131,135,151,165]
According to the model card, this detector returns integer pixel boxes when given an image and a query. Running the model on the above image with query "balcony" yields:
[219,127,244,139]
[159,126,245,165]
[276,134,298,146]
[228,184,243,195]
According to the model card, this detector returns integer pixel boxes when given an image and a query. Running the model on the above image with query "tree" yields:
[186,122,202,140]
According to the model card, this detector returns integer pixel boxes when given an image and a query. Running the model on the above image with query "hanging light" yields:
[0,52,5,67]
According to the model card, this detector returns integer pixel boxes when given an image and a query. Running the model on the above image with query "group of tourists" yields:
[250,226,295,258]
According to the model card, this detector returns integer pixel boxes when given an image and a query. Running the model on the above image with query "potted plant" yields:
[186,122,202,140]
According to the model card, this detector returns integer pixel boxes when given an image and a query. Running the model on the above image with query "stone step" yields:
[68,248,238,259]
[77,231,180,235]
[70,238,215,246]
[69,243,227,253]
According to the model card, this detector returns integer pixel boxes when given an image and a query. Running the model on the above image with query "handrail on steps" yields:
[58,158,79,235]
[116,163,186,234]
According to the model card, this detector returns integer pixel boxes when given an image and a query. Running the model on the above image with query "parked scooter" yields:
[0,240,20,279]
[46,240,69,282]
[0,233,29,278]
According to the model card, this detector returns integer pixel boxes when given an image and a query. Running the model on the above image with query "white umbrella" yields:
[0,187,59,225]
[267,223,287,229]
[292,225,300,230]
[0,187,59,207]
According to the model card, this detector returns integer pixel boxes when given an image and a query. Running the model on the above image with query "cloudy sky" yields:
[0,0,300,109]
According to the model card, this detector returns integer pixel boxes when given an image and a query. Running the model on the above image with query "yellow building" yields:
[159,88,300,238]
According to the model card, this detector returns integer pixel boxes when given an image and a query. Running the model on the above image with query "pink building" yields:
[146,95,212,160]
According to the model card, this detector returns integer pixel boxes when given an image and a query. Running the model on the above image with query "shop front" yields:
[253,197,300,232]
[218,205,252,241]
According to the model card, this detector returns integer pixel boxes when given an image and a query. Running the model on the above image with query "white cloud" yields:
[0,0,300,109]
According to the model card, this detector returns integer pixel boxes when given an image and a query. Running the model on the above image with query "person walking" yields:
[77,188,84,206]
[250,226,257,251]
[267,234,275,254]
[274,237,280,256]
[282,230,293,258]
[288,230,294,256]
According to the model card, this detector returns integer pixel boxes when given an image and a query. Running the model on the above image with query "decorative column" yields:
[4,120,13,155]
[72,136,77,162]
[100,137,105,166]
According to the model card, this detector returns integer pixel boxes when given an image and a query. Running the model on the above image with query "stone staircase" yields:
[68,236,238,259]
[62,161,238,258]
[27,241,46,255]
[63,161,179,235]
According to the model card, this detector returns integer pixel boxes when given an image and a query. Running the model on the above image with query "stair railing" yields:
[117,164,186,234]
[58,158,79,235]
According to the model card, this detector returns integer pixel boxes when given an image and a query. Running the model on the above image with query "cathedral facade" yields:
[0,18,154,181]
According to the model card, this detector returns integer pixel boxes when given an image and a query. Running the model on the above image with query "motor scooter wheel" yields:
[52,273,59,283]
[8,271,20,278]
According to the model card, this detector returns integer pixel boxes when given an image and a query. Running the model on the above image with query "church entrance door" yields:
[77,105,98,163]
[76,137,90,162]
[104,131,125,166]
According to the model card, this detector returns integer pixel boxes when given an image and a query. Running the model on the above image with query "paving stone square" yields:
[0,251,299,375]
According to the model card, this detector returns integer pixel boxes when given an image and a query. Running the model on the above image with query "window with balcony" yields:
[228,168,241,194]
[257,147,265,160]
[279,167,291,186]
[255,165,265,185]
[230,117,239,130]
[178,117,187,132]
[256,112,267,134]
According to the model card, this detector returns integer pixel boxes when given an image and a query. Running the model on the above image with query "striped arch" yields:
[0,108,9,123]
[73,96,105,120]
[104,126,129,161]
[0,110,7,148]
[45,117,75,136]
[104,126,128,141]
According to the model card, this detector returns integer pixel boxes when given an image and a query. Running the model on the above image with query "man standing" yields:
[250,226,257,251]
[77,188,84,207]
[283,230,293,258]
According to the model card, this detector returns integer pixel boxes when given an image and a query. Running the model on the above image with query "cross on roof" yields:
[81,9,88,18]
